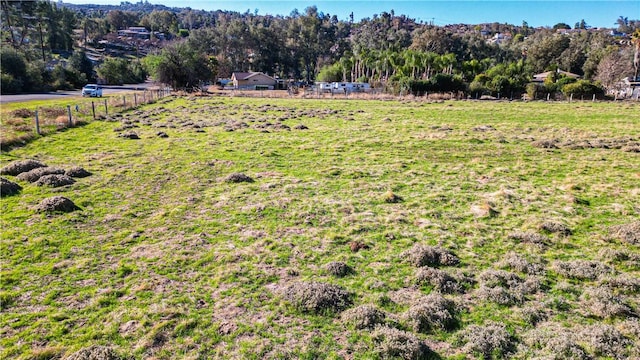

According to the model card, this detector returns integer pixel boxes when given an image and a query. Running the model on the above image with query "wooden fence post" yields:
[122,95,126,108]
[35,110,40,135]
[67,105,73,126]
[92,101,96,119]
[104,98,108,116]
[134,93,137,107]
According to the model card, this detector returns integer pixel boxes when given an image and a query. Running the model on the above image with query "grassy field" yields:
[1,97,639,359]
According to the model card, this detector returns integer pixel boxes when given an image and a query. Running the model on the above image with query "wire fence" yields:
[31,88,171,135]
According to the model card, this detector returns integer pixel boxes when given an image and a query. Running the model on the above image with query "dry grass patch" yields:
[63,345,123,360]
[580,286,634,319]
[414,267,464,293]
[324,261,353,277]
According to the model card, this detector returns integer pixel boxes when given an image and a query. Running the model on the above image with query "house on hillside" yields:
[532,70,581,83]
[231,72,277,90]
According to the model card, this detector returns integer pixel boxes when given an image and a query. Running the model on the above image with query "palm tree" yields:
[632,29,640,79]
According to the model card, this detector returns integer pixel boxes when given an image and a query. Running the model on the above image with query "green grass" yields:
[1,97,639,359]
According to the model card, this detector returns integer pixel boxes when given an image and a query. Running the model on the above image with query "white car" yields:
[82,84,103,97]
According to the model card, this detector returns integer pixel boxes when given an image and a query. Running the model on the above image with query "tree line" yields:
[2,1,639,97]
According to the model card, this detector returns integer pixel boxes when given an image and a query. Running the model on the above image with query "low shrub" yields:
[507,231,549,246]
[401,244,459,268]
[63,345,123,360]
[523,326,589,360]
[552,260,612,280]
[415,267,462,293]
[404,293,458,333]
[609,221,640,245]
[581,324,631,359]
[539,221,572,236]
[371,325,432,360]
[324,261,353,277]
[224,172,254,183]
[580,286,633,319]
[283,282,351,314]
[459,322,516,359]
[341,305,386,329]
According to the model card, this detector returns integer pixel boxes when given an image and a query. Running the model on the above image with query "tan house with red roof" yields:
[231,72,277,90]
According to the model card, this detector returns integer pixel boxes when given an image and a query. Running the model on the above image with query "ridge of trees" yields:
[1,0,638,97]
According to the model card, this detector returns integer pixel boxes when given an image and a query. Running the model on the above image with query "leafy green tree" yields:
[150,41,212,90]
[317,63,343,82]
[562,79,604,97]
[69,50,95,82]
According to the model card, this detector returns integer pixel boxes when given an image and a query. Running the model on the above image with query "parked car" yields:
[82,84,103,97]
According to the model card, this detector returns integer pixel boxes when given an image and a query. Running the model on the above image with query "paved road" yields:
[0,83,160,104]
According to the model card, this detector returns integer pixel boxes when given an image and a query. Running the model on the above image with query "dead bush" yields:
[65,167,92,178]
[11,108,35,118]
[224,172,254,183]
[580,286,633,319]
[609,221,640,245]
[35,196,80,213]
[371,325,432,360]
[404,293,457,333]
[523,326,589,360]
[35,174,75,187]
[507,231,549,246]
[324,261,353,277]
[341,304,386,329]
[552,260,612,280]
[0,177,22,196]
[63,345,123,360]
[459,322,516,359]
[283,282,351,314]
[415,267,462,293]
[539,221,572,236]
[581,324,631,359]
[401,244,459,268]
[0,159,47,176]
[17,167,65,182]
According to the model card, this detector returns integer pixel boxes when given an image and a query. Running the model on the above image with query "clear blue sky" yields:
[64,0,640,28]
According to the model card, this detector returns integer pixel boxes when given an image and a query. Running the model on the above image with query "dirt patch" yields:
[35,196,81,213]
[35,174,75,187]
[532,139,559,149]
[63,345,123,360]
[17,167,65,182]
[65,167,92,178]
[0,159,47,176]
[283,281,352,314]
[1,177,22,196]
